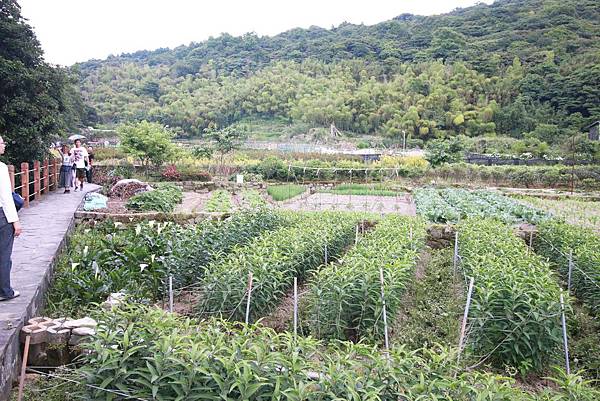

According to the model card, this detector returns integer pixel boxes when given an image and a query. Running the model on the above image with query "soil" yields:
[281,193,416,215]
[260,282,309,332]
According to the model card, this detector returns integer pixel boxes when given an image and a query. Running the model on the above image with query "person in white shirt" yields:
[0,136,22,301]
[70,139,89,192]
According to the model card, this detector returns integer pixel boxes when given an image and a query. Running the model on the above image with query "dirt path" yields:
[175,192,212,213]
[259,283,310,332]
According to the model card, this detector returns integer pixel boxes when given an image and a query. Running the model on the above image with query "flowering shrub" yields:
[161,164,181,181]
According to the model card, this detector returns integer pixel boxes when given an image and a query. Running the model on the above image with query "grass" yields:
[322,183,401,196]
[391,248,463,349]
[267,184,305,201]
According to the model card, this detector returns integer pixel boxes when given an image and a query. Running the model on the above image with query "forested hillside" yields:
[75,0,600,143]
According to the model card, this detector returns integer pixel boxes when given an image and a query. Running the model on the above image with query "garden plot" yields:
[520,196,600,232]
[281,192,416,215]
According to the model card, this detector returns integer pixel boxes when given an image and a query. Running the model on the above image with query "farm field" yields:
[31,187,600,400]
[519,196,600,232]
[281,192,416,214]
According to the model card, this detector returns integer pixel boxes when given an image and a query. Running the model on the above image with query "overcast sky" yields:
[19,0,494,66]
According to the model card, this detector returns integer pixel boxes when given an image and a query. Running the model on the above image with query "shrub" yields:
[161,164,181,181]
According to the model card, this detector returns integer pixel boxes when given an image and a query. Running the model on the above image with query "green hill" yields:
[75,0,600,144]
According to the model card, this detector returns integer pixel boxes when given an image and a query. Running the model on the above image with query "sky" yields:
[18,0,495,66]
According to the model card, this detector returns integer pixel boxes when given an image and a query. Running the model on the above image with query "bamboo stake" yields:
[458,277,475,362]
[453,231,459,275]
[245,272,254,325]
[293,277,298,337]
[168,275,173,313]
[17,335,31,401]
[560,290,571,375]
[567,250,573,295]
[355,225,359,245]
[379,268,390,351]
[324,244,328,265]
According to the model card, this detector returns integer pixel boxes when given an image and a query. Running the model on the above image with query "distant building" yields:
[347,148,382,163]
[585,121,600,141]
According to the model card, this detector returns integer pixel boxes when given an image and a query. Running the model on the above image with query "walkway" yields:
[0,184,100,400]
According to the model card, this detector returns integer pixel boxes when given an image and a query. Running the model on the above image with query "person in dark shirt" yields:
[86,146,94,184]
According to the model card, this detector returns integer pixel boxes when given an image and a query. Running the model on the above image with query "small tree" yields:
[425,137,465,167]
[205,126,246,165]
[118,121,176,169]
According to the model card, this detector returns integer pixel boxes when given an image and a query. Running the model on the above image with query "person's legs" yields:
[0,212,15,299]
[76,168,85,190]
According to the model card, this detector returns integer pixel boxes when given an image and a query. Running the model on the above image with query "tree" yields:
[425,137,465,167]
[118,121,177,168]
[204,126,246,165]
[0,0,85,163]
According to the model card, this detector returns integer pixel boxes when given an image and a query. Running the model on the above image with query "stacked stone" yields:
[20,317,97,366]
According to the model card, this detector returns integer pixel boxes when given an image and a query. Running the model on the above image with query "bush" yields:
[126,183,183,212]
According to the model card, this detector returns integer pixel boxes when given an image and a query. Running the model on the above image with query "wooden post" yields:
[33,160,40,200]
[20,162,29,208]
[8,164,15,191]
[17,335,31,401]
[43,159,49,194]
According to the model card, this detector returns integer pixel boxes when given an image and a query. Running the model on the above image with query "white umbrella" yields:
[68,134,86,141]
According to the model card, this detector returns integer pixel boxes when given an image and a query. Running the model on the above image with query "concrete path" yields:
[0,184,100,400]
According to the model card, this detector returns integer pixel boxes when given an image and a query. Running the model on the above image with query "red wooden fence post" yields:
[53,158,59,190]
[21,162,29,208]
[43,159,49,194]
[8,165,15,191]
[33,160,40,201]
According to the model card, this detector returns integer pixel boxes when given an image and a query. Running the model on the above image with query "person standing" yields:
[86,146,94,184]
[0,136,22,301]
[58,144,73,193]
[70,139,88,192]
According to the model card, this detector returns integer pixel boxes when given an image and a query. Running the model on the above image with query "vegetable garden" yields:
[32,183,600,400]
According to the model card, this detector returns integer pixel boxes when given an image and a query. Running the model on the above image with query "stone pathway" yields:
[0,184,100,400]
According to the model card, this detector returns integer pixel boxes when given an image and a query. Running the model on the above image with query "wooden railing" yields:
[8,159,61,208]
